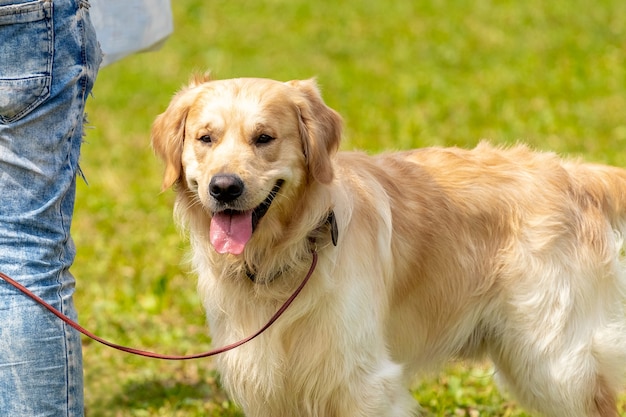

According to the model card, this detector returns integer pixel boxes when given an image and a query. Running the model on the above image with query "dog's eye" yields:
[198,135,212,144]
[256,134,275,145]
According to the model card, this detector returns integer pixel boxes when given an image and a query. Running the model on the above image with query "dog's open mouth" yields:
[209,180,284,255]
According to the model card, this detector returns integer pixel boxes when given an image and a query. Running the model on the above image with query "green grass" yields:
[73,0,626,415]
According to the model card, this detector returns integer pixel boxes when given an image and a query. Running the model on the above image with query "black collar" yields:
[327,210,338,247]
[246,210,338,282]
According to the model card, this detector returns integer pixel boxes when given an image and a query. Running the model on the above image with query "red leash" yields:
[0,250,317,360]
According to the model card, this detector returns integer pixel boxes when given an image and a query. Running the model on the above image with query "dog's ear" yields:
[151,85,199,191]
[288,79,342,185]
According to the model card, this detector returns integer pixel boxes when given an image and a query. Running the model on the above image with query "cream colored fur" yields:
[152,75,626,417]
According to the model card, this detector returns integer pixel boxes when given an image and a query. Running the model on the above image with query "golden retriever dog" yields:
[151,75,626,417]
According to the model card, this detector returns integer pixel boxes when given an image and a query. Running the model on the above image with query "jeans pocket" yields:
[0,0,53,124]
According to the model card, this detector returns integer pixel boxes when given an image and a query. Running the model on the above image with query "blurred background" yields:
[73,0,626,415]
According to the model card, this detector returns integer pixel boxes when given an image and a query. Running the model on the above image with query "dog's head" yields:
[151,76,342,255]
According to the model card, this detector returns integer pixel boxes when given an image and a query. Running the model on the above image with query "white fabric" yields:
[89,0,173,67]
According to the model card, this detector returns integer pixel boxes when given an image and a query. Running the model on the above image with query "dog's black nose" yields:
[209,174,245,203]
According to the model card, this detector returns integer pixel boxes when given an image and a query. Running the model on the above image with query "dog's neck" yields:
[245,210,338,283]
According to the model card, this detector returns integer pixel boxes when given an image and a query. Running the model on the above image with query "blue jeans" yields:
[0,0,100,415]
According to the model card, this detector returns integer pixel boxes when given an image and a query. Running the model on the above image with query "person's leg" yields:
[0,0,100,415]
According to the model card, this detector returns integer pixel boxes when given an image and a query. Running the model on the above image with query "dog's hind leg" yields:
[489,343,612,416]
[588,323,626,417]
[593,375,619,417]
[487,313,626,417]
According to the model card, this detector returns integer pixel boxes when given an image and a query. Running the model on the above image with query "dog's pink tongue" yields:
[210,211,253,255]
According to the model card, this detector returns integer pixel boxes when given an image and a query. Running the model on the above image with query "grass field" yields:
[73,0,626,415]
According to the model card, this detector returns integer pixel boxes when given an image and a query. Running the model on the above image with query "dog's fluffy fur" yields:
[152,76,626,416]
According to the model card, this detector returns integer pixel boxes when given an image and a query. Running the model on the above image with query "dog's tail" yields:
[572,162,626,411]
[567,162,626,229]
